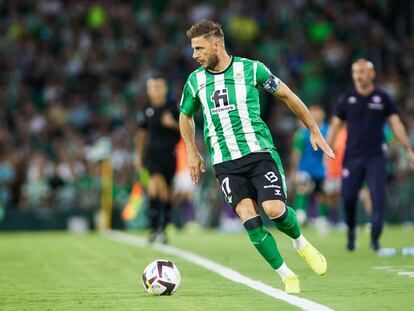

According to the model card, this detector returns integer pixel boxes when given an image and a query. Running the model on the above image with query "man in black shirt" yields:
[135,75,180,243]
[327,59,414,251]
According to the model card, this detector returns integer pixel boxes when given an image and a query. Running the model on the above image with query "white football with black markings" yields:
[142,260,181,295]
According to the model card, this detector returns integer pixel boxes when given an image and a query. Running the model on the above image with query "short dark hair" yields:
[186,19,224,40]
[145,71,165,82]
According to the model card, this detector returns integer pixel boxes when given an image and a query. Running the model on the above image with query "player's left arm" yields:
[387,114,414,169]
[274,83,335,159]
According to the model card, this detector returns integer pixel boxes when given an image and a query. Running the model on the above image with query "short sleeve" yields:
[167,101,179,120]
[255,61,281,94]
[136,109,147,129]
[335,95,347,120]
[383,93,398,117]
[180,80,201,116]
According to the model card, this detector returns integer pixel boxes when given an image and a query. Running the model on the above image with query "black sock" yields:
[162,202,172,230]
[148,199,162,232]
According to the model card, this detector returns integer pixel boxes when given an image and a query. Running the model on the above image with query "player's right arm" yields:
[179,79,205,184]
[326,116,344,149]
[135,109,148,171]
[135,129,146,171]
[179,114,205,184]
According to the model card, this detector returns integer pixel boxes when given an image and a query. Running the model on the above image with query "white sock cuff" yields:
[293,234,308,250]
[275,262,295,280]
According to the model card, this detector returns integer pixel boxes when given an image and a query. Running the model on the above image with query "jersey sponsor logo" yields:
[210,88,235,114]
[348,96,357,104]
[368,102,384,110]
[211,105,236,114]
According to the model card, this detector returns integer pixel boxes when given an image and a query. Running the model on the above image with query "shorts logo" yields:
[264,171,278,183]
[264,171,282,196]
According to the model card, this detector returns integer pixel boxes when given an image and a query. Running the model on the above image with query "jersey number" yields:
[265,171,278,183]
[221,177,231,196]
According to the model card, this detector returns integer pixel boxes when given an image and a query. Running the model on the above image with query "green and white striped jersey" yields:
[180,56,281,165]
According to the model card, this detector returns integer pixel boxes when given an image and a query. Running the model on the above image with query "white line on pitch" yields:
[398,272,414,276]
[105,230,334,311]
[372,266,394,270]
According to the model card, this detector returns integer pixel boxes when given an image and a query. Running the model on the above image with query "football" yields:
[142,260,181,295]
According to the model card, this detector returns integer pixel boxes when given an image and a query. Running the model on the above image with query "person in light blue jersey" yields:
[290,105,330,229]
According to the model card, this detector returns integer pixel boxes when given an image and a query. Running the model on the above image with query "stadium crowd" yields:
[1,0,414,228]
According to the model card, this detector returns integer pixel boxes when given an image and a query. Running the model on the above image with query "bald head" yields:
[352,59,374,70]
[352,58,376,93]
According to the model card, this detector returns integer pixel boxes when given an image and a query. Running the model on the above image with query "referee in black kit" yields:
[135,74,181,243]
[327,59,414,251]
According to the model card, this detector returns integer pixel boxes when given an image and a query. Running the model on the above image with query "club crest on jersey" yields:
[372,95,382,103]
[234,72,244,82]
[348,96,357,104]
[210,88,235,114]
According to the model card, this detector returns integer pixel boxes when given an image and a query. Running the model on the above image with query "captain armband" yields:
[263,74,281,94]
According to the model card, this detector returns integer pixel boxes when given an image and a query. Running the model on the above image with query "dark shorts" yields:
[312,177,324,195]
[341,155,386,202]
[144,149,176,185]
[296,171,325,195]
[214,151,287,209]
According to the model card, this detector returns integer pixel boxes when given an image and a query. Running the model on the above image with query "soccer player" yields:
[135,75,181,244]
[290,105,330,229]
[327,59,414,251]
[179,20,335,293]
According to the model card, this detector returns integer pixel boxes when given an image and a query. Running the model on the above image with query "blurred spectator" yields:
[0,0,413,228]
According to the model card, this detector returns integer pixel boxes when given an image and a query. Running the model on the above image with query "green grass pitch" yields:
[1,226,413,310]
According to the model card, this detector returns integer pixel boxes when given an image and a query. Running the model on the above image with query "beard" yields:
[205,53,220,71]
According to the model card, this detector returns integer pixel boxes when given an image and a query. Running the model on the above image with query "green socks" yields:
[271,206,301,239]
[243,208,302,271]
[318,202,329,218]
[244,216,283,270]
[294,192,308,213]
